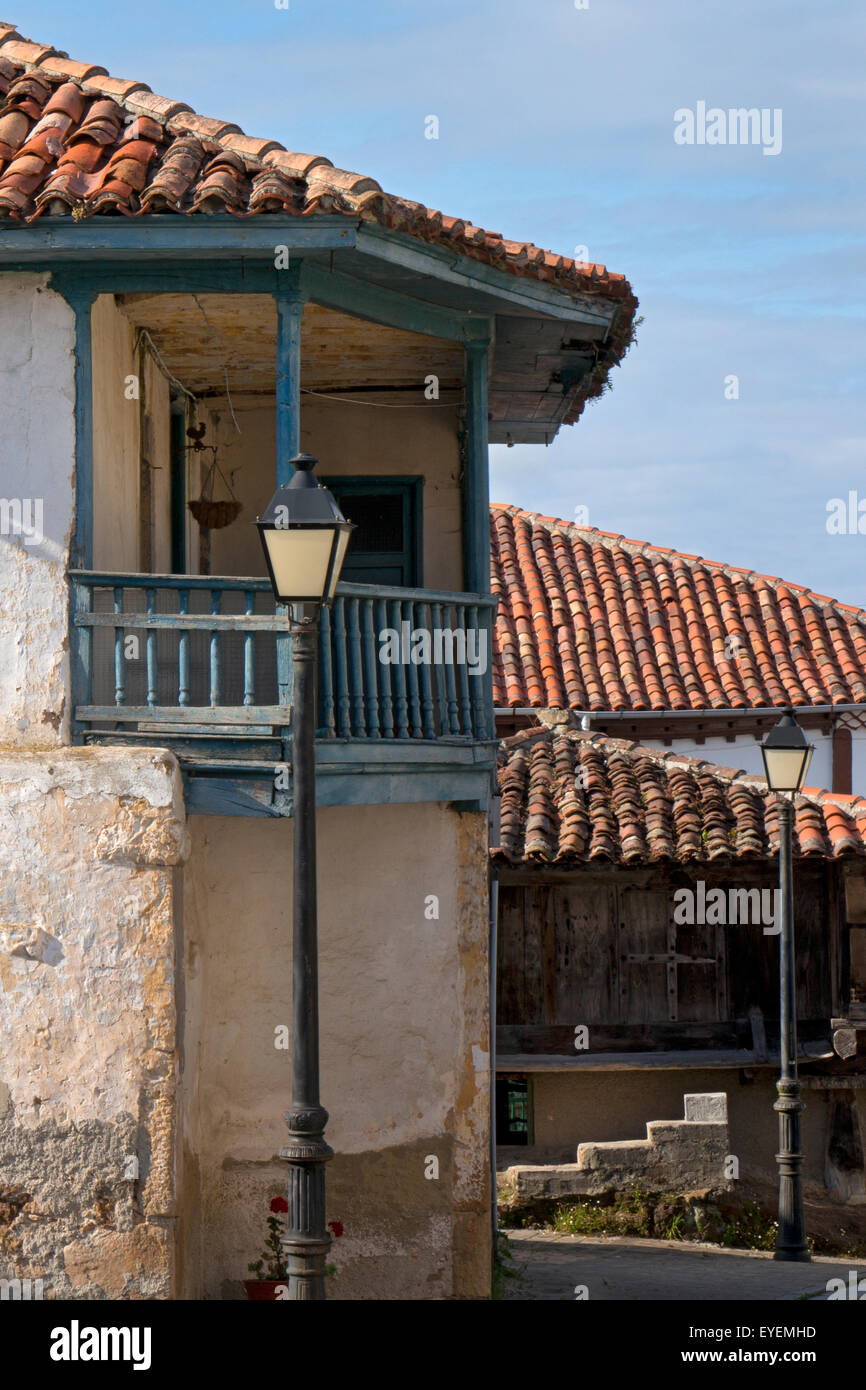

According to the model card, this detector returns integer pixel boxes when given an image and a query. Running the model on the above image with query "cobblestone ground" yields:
[501,1230,866,1301]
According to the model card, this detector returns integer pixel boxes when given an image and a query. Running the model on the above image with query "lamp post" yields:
[761,709,814,1263]
[257,453,353,1299]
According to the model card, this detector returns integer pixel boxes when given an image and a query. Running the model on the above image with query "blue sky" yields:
[17,0,866,602]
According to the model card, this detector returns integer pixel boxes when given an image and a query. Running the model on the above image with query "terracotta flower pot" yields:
[244,1278,288,1300]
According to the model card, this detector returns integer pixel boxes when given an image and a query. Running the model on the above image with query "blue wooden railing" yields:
[69,572,495,743]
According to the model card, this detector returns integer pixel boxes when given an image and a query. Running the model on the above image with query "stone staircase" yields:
[500,1093,731,1200]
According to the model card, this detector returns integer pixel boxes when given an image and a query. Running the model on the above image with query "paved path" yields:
[501,1229,866,1301]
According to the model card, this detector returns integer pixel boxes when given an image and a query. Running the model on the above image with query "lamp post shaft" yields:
[774,797,809,1262]
[281,608,332,1299]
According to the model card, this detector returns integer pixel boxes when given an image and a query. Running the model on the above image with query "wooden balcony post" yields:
[275,268,305,486]
[274,270,306,744]
[462,338,491,597]
[64,289,96,570]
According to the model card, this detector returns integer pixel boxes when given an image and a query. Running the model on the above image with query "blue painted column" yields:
[463,338,493,739]
[274,270,306,747]
[275,269,305,485]
[64,288,96,744]
[65,289,96,569]
[463,338,490,595]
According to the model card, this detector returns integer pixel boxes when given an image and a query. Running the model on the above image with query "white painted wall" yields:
[0,274,75,747]
[661,726,866,796]
[665,730,833,791]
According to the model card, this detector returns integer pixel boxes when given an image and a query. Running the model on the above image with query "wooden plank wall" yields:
[497,865,835,1030]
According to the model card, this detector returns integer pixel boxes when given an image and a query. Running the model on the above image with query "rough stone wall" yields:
[0,273,75,748]
[181,802,491,1300]
[0,747,188,1299]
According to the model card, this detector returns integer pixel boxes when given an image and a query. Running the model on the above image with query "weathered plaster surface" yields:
[181,802,491,1299]
[91,294,140,573]
[0,274,75,747]
[90,294,173,574]
[0,747,188,1299]
[201,394,464,589]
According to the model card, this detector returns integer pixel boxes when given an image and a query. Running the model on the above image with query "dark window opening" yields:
[324,477,422,588]
[496,1078,530,1146]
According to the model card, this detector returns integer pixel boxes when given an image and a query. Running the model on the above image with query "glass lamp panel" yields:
[763,746,811,792]
[325,528,352,602]
[265,527,336,600]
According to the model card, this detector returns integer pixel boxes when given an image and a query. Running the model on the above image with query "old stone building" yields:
[0,21,636,1298]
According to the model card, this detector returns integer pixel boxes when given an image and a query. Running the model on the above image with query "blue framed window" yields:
[322,477,422,588]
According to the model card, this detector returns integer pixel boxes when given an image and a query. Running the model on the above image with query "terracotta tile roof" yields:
[0,22,637,418]
[492,726,866,866]
[491,504,866,712]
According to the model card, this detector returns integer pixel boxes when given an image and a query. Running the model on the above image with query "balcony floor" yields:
[84,728,498,815]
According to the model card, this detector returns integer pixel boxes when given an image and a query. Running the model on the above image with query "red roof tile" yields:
[0,22,637,418]
[491,505,866,712]
[493,727,866,866]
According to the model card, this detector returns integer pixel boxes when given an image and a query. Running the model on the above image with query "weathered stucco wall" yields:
[0,273,75,748]
[92,294,140,573]
[91,295,173,575]
[181,802,491,1299]
[201,394,464,590]
[0,747,188,1299]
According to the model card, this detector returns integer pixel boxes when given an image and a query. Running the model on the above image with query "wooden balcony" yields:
[69,571,497,815]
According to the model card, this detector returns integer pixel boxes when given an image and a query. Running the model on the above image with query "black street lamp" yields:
[257,454,353,1299]
[761,709,814,1263]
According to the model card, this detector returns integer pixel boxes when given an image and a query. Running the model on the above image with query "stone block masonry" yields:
[0,747,188,1299]
[503,1093,731,1200]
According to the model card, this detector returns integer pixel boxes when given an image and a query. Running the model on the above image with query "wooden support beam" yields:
[355,224,617,327]
[61,289,96,570]
[76,704,291,725]
[463,339,490,595]
[301,262,485,343]
[1,215,356,262]
[463,339,493,738]
[275,269,304,481]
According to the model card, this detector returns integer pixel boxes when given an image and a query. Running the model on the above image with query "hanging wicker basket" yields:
[188,496,243,528]
[188,456,242,529]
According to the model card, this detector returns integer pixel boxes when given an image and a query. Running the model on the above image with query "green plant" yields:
[492,1230,521,1299]
[720,1200,778,1252]
[551,1184,652,1239]
[247,1197,289,1281]
[662,1211,687,1241]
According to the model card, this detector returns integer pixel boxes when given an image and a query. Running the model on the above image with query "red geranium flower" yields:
[270,1196,288,1213]
[327,1219,344,1238]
